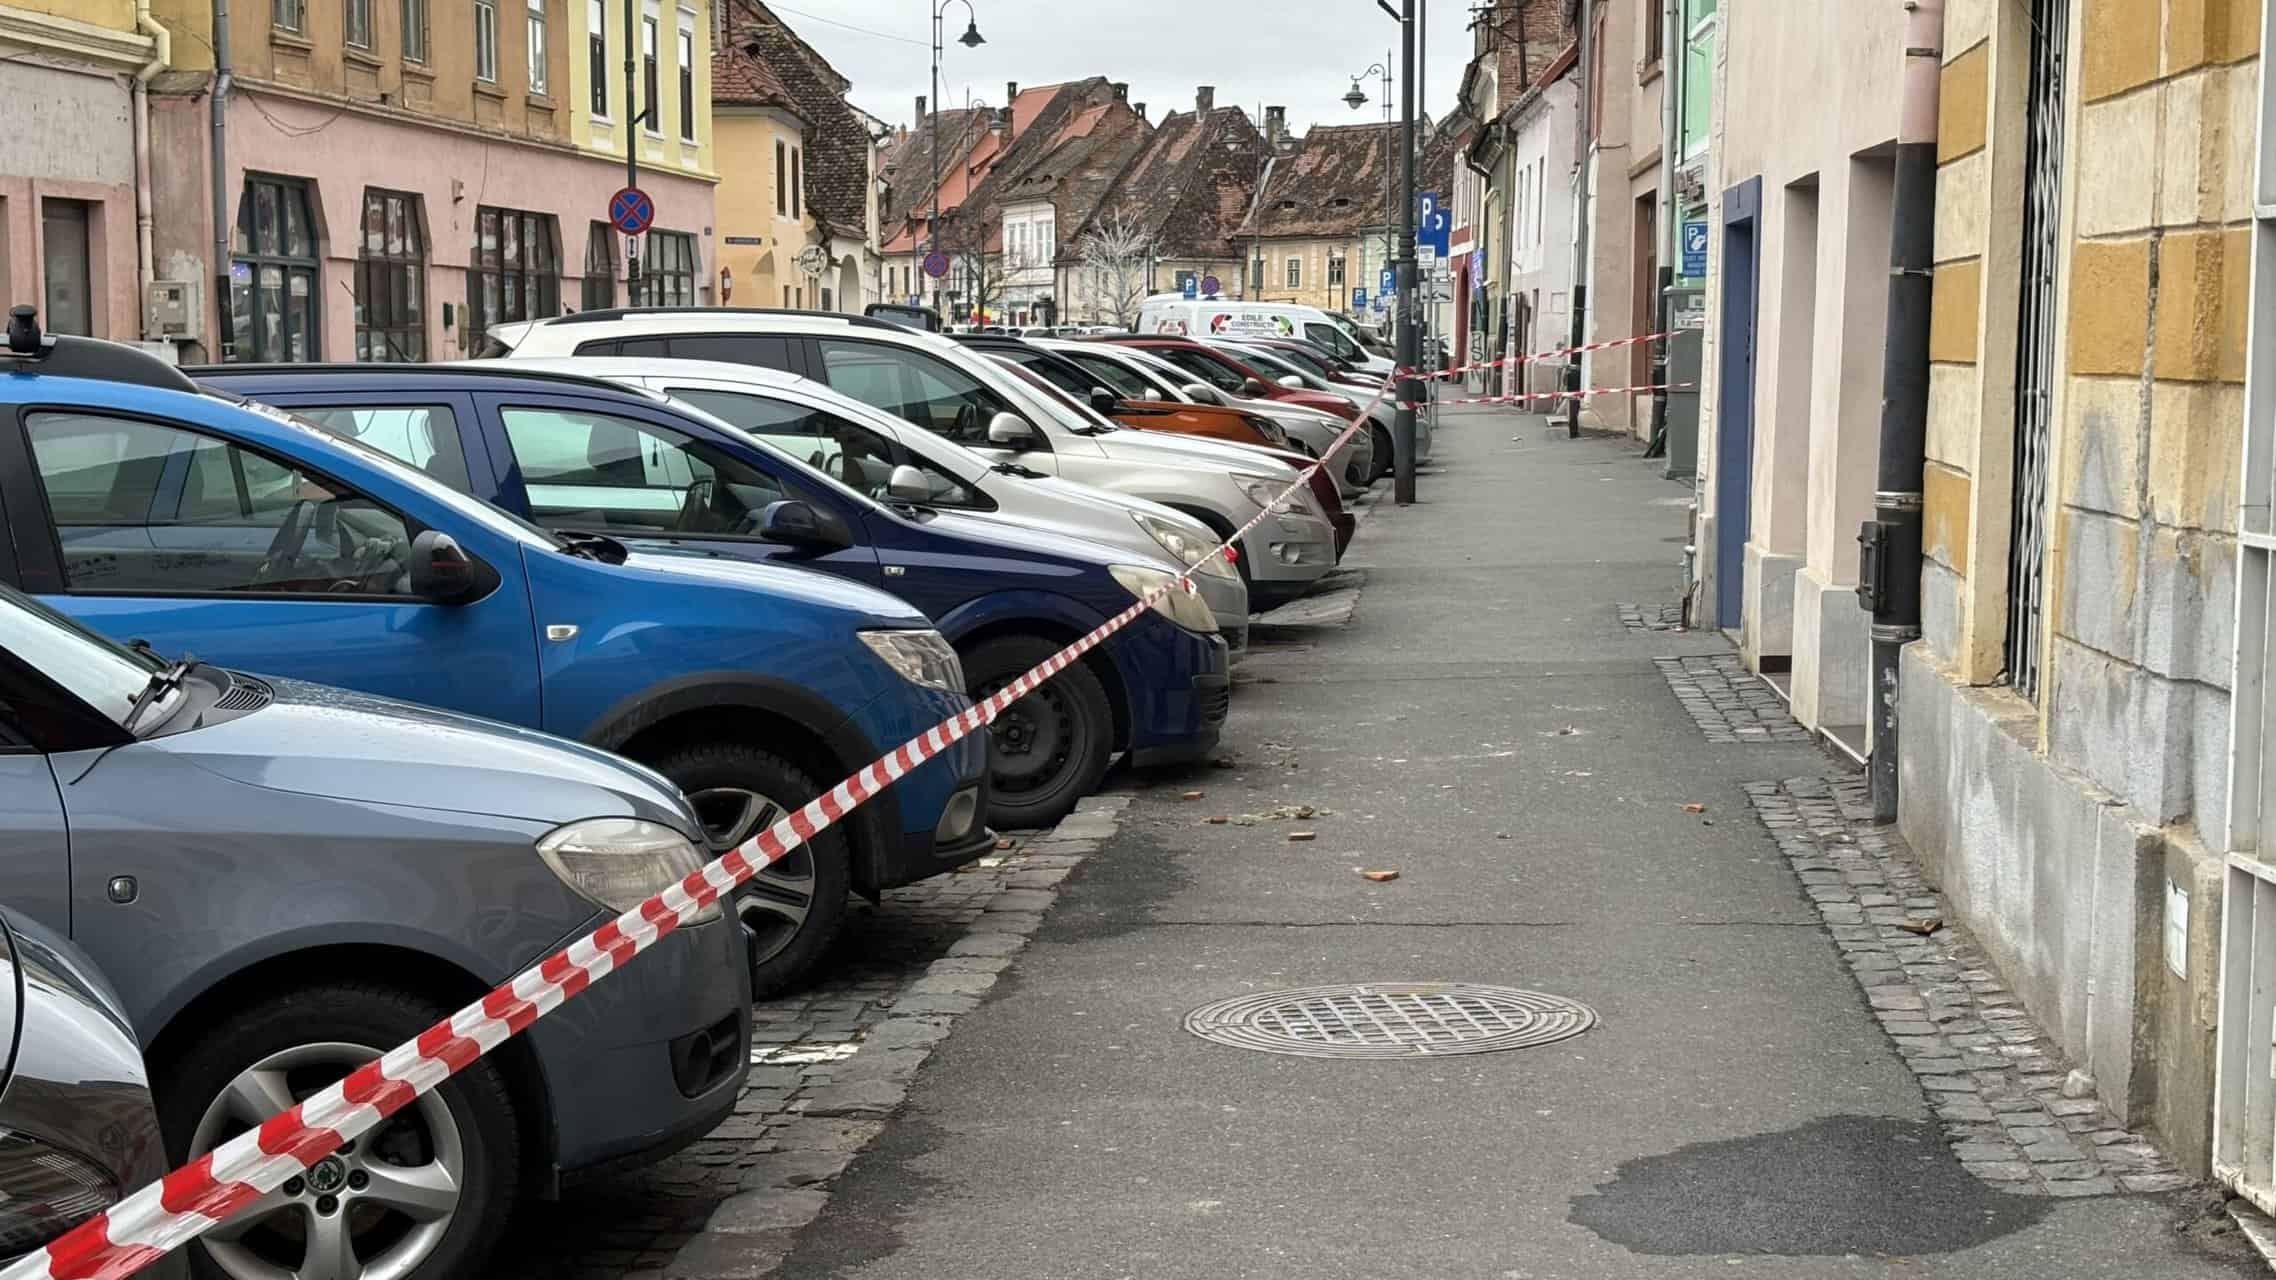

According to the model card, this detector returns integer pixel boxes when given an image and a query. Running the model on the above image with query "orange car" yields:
[950,333,1289,451]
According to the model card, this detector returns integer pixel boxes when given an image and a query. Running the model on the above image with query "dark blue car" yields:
[200,362,1233,829]
[0,332,990,995]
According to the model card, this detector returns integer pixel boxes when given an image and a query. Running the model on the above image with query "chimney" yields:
[1111,81,1129,103]
[1007,81,1019,105]
[1135,103,1147,122]
[915,94,927,124]
[1264,105,1286,145]
[1195,86,1215,115]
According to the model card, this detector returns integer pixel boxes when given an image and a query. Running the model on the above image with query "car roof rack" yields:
[538,306,900,332]
[183,361,665,396]
[0,306,198,392]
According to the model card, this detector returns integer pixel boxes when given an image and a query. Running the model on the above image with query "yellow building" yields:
[567,0,716,305]
[711,28,814,308]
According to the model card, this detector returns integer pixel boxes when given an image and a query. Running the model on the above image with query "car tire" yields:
[965,634,1115,829]
[161,982,522,1280]
[653,742,850,999]
[1368,422,1396,482]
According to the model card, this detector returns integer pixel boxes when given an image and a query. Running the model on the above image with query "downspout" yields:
[132,0,171,339]
[1647,0,1678,456]
[209,0,233,358]
[1861,0,1944,822]
[1564,0,1592,438]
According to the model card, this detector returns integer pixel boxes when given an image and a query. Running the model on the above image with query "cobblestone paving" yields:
[1653,653,1813,742]
[493,798,1125,1280]
[1617,601,1686,631]
[1745,775,2191,1198]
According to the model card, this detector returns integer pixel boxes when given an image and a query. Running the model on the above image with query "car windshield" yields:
[0,580,163,728]
[1229,346,1328,390]
[989,358,1123,431]
[986,345,1100,400]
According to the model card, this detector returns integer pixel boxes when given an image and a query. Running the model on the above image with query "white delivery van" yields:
[1135,295,1395,376]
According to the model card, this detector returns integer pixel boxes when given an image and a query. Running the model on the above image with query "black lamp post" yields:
[930,0,983,316]
[1343,57,1395,269]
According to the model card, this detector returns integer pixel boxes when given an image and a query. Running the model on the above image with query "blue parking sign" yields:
[1181,276,1199,299]
[1352,287,1367,309]
[1379,267,1395,297]
[1681,221,1708,277]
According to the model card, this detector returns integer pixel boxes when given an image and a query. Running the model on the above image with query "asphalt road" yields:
[771,408,2253,1279]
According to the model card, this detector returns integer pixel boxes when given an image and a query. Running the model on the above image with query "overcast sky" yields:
[770,0,1479,141]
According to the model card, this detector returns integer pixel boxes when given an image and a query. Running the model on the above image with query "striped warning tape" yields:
[0,376,1391,1280]
[1397,381,1694,411]
[1396,329,1678,383]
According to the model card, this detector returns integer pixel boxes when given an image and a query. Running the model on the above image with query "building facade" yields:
[710,19,811,309]
[1506,65,1579,398]
[144,0,716,364]
[1241,121,1397,313]
[0,0,161,342]
[1573,0,1664,437]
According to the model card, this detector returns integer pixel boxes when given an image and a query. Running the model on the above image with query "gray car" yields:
[0,585,751,1280]
[0,909,185,1278]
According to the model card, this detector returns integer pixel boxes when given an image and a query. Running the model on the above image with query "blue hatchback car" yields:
[0,328,990,995]
[199,361,1233,830]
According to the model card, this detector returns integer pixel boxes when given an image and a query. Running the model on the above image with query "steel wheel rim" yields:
[689,785,815,967]
[189,1041,465,1280]
[980,678,1079,798]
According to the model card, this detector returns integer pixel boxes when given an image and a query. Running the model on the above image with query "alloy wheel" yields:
[689,785,815,967]
[188,1042,464,1280]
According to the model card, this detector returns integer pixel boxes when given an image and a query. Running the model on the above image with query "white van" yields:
[1134,295,1395,376]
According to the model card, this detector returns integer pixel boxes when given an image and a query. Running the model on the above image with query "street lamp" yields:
[1344,57,1395,271]
[930,0,983,317]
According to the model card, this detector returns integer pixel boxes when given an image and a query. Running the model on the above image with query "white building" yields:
[1505,69,1578,398]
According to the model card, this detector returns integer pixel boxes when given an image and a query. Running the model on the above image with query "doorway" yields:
[1715,178,1762,629]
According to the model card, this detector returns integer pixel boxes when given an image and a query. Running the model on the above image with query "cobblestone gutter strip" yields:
[1744,776,2189,1198]
[1617,602,1685,632]
[1655,654,1812,743]
[656,796,1127,1279]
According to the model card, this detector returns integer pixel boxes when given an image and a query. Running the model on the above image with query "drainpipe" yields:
[132,0,171,339]
[1647,0,1678,456]
[209,0,233,358]
[1564,0,1592,438]
[1860,0,1944,822]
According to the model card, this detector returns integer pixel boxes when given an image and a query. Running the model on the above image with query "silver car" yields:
[494,357,1253,647]
[484,310,1341,611]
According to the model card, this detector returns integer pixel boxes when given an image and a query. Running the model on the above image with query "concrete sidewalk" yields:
[759,408,2252,1278]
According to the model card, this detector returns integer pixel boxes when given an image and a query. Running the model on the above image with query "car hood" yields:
[915,507,1176,573]
[1093,428,1308,475]
[154,675,701,831]
[610,541,930,628]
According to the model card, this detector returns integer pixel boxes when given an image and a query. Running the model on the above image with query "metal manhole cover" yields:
[1183,983,1597,1059]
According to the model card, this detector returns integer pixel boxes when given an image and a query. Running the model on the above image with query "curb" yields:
[658,795,1130,1280]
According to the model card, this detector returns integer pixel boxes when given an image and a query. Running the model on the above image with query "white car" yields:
[1038,338,1374,496]
[1133,294,1396,376]
[495,356,1253,647]
[481,309,1342,611]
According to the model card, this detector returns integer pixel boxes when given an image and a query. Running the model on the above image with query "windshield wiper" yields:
[991,461,1048,478]
[553,529,630,564]
[122,653,197,736]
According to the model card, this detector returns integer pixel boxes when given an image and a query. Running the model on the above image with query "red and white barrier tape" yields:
[0,377,1391,1280]
[1397,381,1694,411]
[1396,328,1677,383]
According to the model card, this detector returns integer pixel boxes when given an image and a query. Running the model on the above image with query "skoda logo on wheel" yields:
[305,1155,349,1194]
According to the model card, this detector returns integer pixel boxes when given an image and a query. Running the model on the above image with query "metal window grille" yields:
[467,207,559,345]
[646,231,696,306]
[2003,0,2068,700]
[354,189,426,361]
[226,176,321,363]
[2216,0,2276,1214]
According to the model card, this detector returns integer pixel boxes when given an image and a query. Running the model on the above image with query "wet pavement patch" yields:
[1567,1115,2051,1257]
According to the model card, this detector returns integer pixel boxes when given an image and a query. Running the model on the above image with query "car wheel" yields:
[656,742,850,999]
[1368,423,1395,481]
[162,983,520,1280]
[965,634,1114,829]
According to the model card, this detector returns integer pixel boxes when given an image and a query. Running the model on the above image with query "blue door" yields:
[12,407,543,726]
[1715,179,1762,629]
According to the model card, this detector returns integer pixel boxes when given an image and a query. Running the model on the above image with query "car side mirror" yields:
[1278,374,1304,389]
[407,529,496,605]
[758,499,851,551]
[885,464,932,503]
[987,412,1041,450]
[1182,382,1225,406]
[1242,377,1273,397]
[1088,386,1120,413]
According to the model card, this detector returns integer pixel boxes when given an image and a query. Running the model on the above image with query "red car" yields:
[1095,335,1362,424]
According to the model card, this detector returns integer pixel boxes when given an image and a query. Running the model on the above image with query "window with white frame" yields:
[587,0,608,116]
[1327,253,1346,288]
[474,0,498,82]
[403,0,428,61]
[677,9,696,141]
[1285,257,1301,289]
[791,148,802,218]
[527,0,548,94]
[346,0,370,48]
[642,7,661,133]
[273,0,303,32]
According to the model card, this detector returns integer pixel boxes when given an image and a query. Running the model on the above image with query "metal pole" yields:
[1393,0,1418,504]
[1864,0,1945,821]
[209,0,231,357]
[624,0,640,306]
[1565,0,1594,438]
[1648,0,1679,455]
[929,4,940,317]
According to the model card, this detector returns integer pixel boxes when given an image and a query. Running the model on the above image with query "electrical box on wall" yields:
[144,280,202,341]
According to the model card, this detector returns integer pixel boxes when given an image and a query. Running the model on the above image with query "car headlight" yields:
[1242,413,1287,444]
[859,628,966,693]
[1133,510,1237,580]
[1235,473,1299,515]
[537,817,721,922]
[1109,563,1220,634]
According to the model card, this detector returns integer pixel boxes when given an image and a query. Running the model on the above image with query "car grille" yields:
[1199,683,1231,729]
[213,675,274,712]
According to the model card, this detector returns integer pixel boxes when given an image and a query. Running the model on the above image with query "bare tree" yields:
[1072,213,1159,328]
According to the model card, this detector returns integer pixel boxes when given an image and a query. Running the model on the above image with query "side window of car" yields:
[24,412,415,597]
[1305,323,1357,361]
[816,340,1013,447]
[1069,354,1153,400]
[665,387,984,508]
[498,406,790,536]
[666,334,793,370]
[1162,348,1244,393]
[294,406,474,494]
